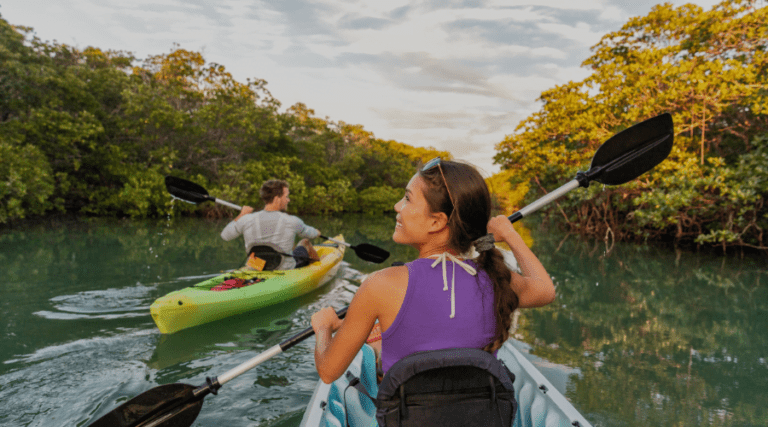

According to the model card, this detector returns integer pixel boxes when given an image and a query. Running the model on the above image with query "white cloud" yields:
[598,6,626,21]
[537,21,604,45]
[485,0,608,9]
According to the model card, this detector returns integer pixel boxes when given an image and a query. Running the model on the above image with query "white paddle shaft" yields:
[322,236,352,248]
[516,179,580,218]
[217,344,283,385]
[215,198,242,210]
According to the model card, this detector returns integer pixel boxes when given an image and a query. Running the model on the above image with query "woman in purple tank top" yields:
[311,158,556,384]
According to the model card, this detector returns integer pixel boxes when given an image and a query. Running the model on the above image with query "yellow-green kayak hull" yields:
[150,236,346,334]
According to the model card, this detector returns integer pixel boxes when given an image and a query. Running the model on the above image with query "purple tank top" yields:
[380,257,497,373]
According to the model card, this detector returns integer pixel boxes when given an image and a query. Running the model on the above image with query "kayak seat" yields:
[247,245,284,271]
[370,348,517,427]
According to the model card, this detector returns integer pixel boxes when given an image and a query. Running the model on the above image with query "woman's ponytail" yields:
[478,246,518,353]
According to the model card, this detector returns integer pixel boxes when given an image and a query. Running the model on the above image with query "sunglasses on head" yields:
[421,157,457,214]
[421,157,443,172]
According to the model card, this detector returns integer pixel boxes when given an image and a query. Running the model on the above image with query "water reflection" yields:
[516,225,768,426]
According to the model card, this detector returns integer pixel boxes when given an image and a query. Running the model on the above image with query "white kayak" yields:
[300,339,593,427]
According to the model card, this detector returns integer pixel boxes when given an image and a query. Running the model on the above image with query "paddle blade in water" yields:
[354,243,390,264]
[165,176,213,205]
[89,383,203,427]
[588,113,674,185]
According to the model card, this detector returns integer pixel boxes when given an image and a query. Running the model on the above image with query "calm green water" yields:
[0,215,765,426]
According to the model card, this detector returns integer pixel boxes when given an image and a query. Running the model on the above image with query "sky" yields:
[0,0,724,176]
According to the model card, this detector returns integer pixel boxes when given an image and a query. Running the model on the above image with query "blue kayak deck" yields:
[300,340,593,427]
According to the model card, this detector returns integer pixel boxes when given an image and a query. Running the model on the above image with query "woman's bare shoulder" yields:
[356,265,410,325]
[359,265,409,294]
[365,265,408,285]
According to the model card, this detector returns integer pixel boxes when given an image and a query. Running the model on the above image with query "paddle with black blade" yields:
[317,234,390,265]
[507,112,674,224]
[88,307,349,427]
[164,176,390,264]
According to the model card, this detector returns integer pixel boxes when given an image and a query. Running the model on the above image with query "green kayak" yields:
[150,235,346,334]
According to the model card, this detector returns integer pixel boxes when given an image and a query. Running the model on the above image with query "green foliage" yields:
[494,0,768,250]
[0,14,448,224]
[627,134,768,249]
[305,179,355,214]
[102,167,171,218]
[485,169,530,215]
[357,185,402,215]
[0,140,54,222]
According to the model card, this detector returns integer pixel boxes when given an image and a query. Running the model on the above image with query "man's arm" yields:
[234,206,254,221]
[295,217,320,239]
[221,206,253,241]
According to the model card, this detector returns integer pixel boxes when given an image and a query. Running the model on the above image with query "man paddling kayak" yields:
[221,179,321,270]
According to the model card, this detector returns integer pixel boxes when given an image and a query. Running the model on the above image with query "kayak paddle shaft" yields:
[216,307,348,386]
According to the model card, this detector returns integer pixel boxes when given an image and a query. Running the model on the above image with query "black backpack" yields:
[350,347,517,427]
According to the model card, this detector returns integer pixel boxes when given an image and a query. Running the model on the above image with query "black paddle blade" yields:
[165,176,213,205]
[588,113,674,185]
[89,383,203,427]
[353,243,390,264]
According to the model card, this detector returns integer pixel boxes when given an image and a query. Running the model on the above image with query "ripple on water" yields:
[0,328,158,427]
[3,329,156,366]
[33,283,157,321]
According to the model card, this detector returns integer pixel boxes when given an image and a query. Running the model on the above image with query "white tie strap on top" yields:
[429,252,478,319]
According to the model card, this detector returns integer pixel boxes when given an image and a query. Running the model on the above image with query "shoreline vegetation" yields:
[2,0,766,252]
[494,0,767,252]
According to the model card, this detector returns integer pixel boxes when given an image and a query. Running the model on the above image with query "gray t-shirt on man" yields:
[220,210,320,270]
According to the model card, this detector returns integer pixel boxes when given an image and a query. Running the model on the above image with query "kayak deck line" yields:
[300,339,593,427]
[150,236,346,334]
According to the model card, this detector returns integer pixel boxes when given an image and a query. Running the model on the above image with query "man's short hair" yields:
[260,179,289,204]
